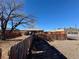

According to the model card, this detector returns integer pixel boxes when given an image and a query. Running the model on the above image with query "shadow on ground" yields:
[30,35,67,59]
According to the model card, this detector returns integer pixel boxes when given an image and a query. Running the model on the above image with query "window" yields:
[74,32,78,34]
[68,32,71,34]
[68,32,78,34]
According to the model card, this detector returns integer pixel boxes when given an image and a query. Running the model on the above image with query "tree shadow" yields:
[31,35,67,59]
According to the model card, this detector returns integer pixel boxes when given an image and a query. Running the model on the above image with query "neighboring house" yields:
[49,27,79,40]
[65,28,79,40]
[25,28,44,35]
[0,28,44,36]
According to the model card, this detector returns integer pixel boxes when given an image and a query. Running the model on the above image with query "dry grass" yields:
[49,40,79,59]
[0,35,28,59]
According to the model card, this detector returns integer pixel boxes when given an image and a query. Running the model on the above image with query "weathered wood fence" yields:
[9,35,67,59]
[9,35,33,59]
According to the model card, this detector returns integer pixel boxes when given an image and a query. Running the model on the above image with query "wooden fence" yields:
[9,36,32,59]
[8,34,67,59]
[44,32,67,40]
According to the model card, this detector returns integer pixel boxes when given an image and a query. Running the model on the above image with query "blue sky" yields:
[21,0,79,31]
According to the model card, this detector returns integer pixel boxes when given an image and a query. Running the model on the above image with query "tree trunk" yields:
[1,30,6,40]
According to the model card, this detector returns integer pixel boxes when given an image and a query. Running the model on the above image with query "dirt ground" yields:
[49,40,79,59]
[0,35,29,59]
[0,36,79,59]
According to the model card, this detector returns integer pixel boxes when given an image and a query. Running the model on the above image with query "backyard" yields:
[0,36,79,59]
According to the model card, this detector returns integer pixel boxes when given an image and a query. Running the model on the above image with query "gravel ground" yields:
[49,40,79,59]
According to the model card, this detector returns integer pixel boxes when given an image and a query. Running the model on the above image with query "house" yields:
[25,28,44,35]
[49,27,79,40]
[65,27,79,40]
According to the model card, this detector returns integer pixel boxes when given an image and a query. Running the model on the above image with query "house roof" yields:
[49,29,65,32]
[26,28,43,31]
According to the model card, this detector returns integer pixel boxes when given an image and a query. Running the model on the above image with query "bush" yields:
[5,31,22,39]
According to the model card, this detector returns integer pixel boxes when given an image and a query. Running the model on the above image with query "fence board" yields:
[9,36,32,59]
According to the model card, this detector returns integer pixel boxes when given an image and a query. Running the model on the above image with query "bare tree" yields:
[0,0,36,40]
